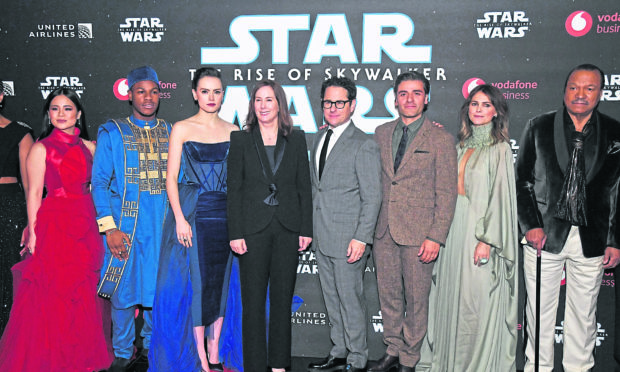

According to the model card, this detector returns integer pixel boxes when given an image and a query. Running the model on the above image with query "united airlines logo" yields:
[291,311,327,326]
[29,23,93,39]
[201,13,432,65]
[119,17,166,42]
[1,81,15,96]
[77,23,93,38]
[475,11,531,38]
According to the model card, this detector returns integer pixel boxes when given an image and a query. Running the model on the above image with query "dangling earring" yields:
[77,118,81,126]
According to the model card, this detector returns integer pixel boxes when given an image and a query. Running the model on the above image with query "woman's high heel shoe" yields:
[208,361,224,372]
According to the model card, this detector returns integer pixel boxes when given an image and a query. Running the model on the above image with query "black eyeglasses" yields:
[321,100,351,109]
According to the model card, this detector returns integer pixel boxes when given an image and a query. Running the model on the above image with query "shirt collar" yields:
[327,120,351,136]
[129,115,158,129]
[397,114,425,131]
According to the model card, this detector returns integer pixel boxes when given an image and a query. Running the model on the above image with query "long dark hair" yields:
[40,88,89,140]
[244,80,293,137]
[457,84,509,147]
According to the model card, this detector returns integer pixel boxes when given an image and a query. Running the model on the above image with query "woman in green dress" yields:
[418,84,518,372]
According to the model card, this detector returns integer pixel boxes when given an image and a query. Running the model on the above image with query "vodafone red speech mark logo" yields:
[462,78,485,98]
[113,78,129,101]
[566,11,593,37]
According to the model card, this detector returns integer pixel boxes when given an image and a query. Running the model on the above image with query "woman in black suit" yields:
[228,80,313,372]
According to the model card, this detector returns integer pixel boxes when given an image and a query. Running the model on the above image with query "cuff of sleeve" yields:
[353,238,367,246]
[426,236,444,246]
[97,216,117,233]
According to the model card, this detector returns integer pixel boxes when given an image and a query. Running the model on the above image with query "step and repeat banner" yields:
[2,0,619,369]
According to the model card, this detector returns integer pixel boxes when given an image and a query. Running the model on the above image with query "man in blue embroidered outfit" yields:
[92,66,172,372]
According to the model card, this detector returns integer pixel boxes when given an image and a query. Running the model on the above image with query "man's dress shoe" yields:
[344,363,367,371]
[108,357,131,372]
[308,355,348,371]
[367,353,399,372]
[127,349,149,372]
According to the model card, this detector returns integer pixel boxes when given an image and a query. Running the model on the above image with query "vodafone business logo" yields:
[462,78,485,98]
[565,11,593,37]
[114,78,130,101]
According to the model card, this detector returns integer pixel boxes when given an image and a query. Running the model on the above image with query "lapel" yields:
[587,111,605,182]
[380,119,399,179]
[272,131,287,177]
[553,108,604,183]
[311,127,327,180]
[394,118,432,175]
[320,122,356,181]
[251,128,287,182]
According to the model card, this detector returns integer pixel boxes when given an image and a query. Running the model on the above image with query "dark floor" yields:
[120,356,525,372]
[290,358,526,372]
[116,357,324,372]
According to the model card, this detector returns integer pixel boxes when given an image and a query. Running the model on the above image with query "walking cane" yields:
[535,245,542,372]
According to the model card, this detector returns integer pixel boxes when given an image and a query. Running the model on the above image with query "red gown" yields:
[0,128,111,371]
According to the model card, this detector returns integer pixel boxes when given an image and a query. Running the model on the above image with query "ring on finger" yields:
[479,257,488,265]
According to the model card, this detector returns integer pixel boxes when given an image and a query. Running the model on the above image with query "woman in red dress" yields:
[0,88,111,371]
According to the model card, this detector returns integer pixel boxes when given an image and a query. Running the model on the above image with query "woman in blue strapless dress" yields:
[149,67,239,372]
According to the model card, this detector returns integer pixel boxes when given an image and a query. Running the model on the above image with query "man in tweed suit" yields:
[368,72,457,372]
[307,77,382,372]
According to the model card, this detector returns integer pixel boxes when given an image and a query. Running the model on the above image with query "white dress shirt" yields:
[315,120,351,174]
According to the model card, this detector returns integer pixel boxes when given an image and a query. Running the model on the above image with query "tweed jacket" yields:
[374,117,458,247]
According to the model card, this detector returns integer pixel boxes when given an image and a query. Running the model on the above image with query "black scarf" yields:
[554,120,591,226]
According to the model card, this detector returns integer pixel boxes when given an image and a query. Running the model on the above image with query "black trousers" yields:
[239,219,299,372]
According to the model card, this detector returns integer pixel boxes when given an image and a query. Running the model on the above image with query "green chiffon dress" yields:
[418,123,518,372]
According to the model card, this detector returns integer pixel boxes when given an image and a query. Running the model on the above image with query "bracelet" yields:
[105,228,118,236]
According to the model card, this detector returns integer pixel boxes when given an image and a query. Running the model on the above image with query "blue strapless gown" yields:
[149,141,236,372]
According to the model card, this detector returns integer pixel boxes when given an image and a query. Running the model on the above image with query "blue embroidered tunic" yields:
[92,115,171,308]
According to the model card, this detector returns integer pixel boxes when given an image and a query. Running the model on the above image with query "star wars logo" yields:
[555,321,607,346]
[371,310,384,333]
[29,23,93,39]
[510,139,519,163]
[119,17,166,42]
[1,81,15,96]
[602,74,620,102]
[39,76,84,99]
[201,13,432,65]
[475,11,531,38]
[297,251,318,275]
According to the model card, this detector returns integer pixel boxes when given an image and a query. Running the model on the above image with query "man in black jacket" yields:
[516,64,620,372]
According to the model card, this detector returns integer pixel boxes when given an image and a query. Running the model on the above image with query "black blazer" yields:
[515,108,620,257]
[227,128,313,240]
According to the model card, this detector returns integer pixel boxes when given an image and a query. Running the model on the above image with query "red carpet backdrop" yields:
[1,1,619,370]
